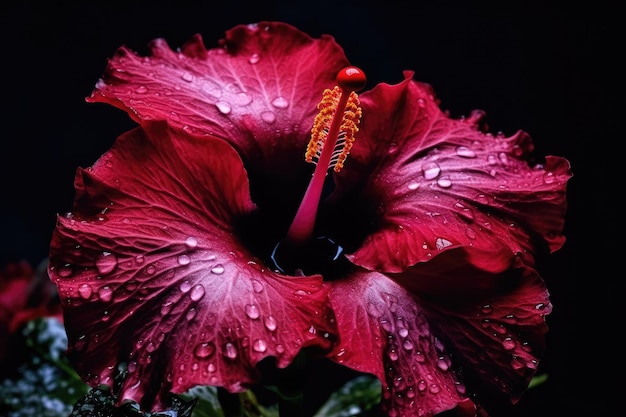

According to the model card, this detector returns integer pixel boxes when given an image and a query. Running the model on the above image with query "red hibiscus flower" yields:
[48,21,571,416]
[1,259,62,369]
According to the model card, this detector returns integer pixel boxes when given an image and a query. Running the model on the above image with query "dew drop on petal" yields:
[422,161,441,180]
[429,384,441,394]
[185,237,198,248]
[271,97,288,109]
[435,237,453,250]
[194,342,216,359]
[253,339,267,352]
[178,254,191,265]
[417,380,427,391]
[98,286,113,302]
[95,252,117,274]
[245,304,260,319]
[223,342,238,359]
[251,279,264,293]
[215,101,231,114]
[78,284,93,299]
[145,264,156,275]
[260,111,276,123]
[180,280,192,293]
[186,308,197,321]
[437,176,452,188]
[58,264,74,277]
[249,53,260,64]
[502,337,516,350]
[182,72,194,82]
[407,181,420,191]
[456,146,476,158]
[211,264,225,274]
[436,356,449,371]
[135,86,148,94]
[190,284,205,301]
[264,315,277,331]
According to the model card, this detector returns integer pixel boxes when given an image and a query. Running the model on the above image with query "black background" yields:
[0,1,617,416]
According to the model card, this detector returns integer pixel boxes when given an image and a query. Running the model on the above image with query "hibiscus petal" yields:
[413,261,553,413]
[332,72,571,273]
[87,21,350,201]
[327,270,473,417]
[48,121,336,411]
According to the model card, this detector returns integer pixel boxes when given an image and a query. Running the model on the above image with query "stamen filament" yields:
[286,66,366,246]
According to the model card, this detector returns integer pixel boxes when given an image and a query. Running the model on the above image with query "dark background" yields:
[0,1,616,416]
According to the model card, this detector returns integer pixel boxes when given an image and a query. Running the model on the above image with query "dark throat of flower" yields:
[270,66,366,275]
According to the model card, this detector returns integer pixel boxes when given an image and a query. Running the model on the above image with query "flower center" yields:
[269,66,366,275]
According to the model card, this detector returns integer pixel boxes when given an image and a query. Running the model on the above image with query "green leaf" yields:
[313,376,381,417]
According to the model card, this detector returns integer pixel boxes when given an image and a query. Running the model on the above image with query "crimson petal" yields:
[332,72,571,274]
[48,121,336,411]
[326,270,474,417]
[87,21,350,186]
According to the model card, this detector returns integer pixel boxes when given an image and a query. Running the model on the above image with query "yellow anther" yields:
[305,86,362,172]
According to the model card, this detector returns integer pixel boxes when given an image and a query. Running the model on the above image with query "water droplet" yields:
[223,342,238,359]
[481,304,493,314]
[182,72,194,82]
[456,146,476,158]
[95,252,117,274]
[207,363,216,372]
[185,237,198,248]
[211,264,225,274]
[135,86,148,94]
[215,101,231,114]
[271,97,288,109]
[98,286,113,302]
[260,110,276,123]
[407,181,420,190]
[435,237,452,250]
[388,349,399,361]
[436,356,449,371]
[245,304,260,319]
[145,264,156,275]
[417,380,427,392]
[180,280,192,293]
[437,176,452,188]
[178,254,191,265]
[428,384,441,394]
[251,279,264,293]
[422,161,441,180]
[249,53,260,64]
[502,337,516,350]
[264,315,277,331]
[234,92,252,105]
[74,335,87,352]
[78,284,93,299]
[186,308,197,321]
[380,319,393,332]
[190,284,205,301]
[253,339,267,352]
[194,342,216,359]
